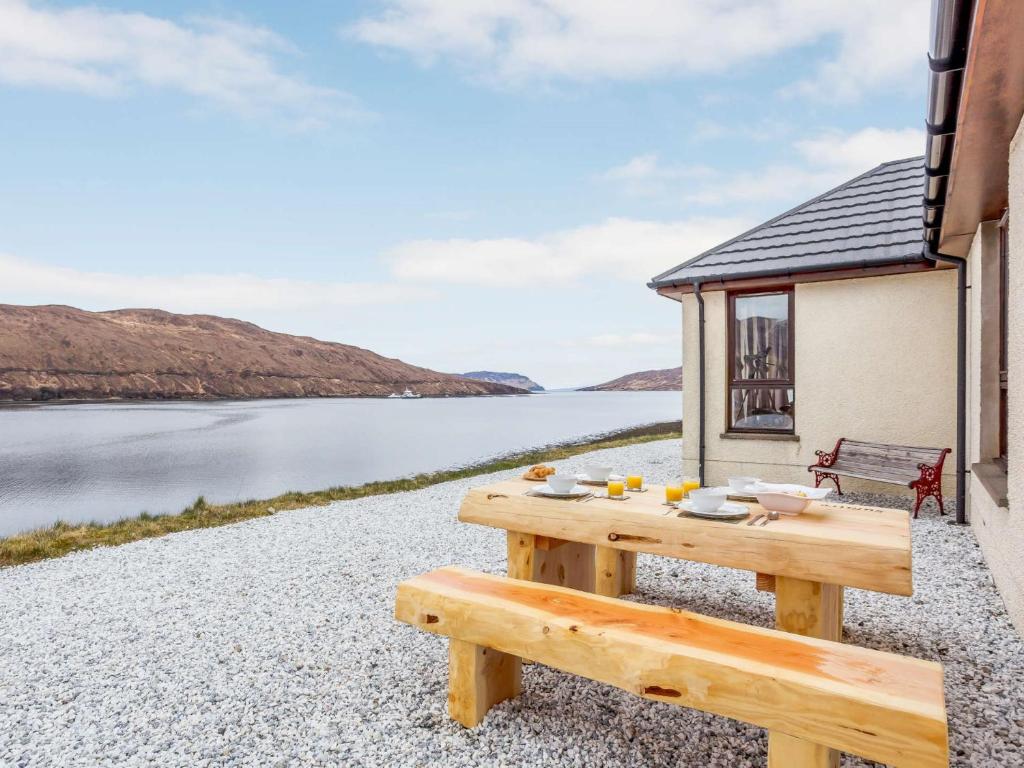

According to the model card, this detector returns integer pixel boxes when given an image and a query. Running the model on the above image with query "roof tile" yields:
[649,157,927,288]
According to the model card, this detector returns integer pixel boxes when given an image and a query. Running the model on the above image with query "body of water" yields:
[0,391,679,536]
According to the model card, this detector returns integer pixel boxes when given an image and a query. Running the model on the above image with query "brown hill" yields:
[580,366,681,392]
[0,305,521,402]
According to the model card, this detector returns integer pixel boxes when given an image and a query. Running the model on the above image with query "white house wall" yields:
[969,115,1024,636]
[680,270,958,496]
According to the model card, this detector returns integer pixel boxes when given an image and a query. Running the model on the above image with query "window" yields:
[998,209,1009,469]
[727,289,795,433]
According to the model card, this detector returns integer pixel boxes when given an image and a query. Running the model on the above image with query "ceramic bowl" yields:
[728,476,760,492]
[754,491,813,515]
[583,464,613,482]
[546,474,577,494]
[688,487,728,514]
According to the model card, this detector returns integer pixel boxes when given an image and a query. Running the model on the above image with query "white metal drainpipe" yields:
[924,247,968,524]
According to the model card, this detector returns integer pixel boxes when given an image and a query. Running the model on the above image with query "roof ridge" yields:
[875,155,925,167]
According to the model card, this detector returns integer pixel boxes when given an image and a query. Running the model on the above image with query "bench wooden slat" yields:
[837,455,937,472]
[840,440,947,461]
[834,450,936,466]
[829,461,919,478]
[827,464,920,486]
[396,567,948,768]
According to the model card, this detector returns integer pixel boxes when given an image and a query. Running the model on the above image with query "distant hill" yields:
[460,371,544,392]
[580,366,681,392]
[0,305,522,402]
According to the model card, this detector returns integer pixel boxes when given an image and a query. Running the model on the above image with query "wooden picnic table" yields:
[458,479,915,768]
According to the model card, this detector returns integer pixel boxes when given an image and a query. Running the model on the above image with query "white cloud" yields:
[789,3,930,101]
[348,0,929,99]
[794,127,926,174]
[681,126,925,206]
[0,1,360,127]
[601,128,925,207]
[601,154,715,197]
[386,215,751,286]
[0,254,423,314]
[579,331,680,348]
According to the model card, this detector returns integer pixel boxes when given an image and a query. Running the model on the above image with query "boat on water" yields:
[388,388,421,399]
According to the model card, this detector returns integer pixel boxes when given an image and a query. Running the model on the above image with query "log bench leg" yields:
[768,734,838,768]
[595,547,637,597]
[448,638,521,728]
[506,531,595,591]
[767,577,845,768]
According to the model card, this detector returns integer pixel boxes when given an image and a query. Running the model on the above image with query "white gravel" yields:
[1,439,1022,767]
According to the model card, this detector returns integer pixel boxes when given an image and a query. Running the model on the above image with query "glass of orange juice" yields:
[607,479,625,498]
[626,474,643,490]
[682,478,700,498]
[665,484,684,503]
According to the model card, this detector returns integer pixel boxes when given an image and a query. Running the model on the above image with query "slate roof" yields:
[649,156,927,289]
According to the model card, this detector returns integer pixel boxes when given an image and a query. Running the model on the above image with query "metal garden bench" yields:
[808,438,951,518]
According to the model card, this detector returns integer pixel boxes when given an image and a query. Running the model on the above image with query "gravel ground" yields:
[1,438,1022,767]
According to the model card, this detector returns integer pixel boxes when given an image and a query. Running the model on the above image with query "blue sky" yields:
[0,0,929,388]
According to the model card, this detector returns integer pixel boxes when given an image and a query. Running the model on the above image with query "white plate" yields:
[575,473,625,485]
[531,484,591,499]
[675,500,750,520]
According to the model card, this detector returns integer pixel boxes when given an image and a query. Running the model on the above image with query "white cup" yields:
[583,465,613,482]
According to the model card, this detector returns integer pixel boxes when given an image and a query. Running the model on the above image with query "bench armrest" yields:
[811,438,844,468]
[911,448,952,488]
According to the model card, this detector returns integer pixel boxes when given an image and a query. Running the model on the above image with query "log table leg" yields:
[448,638,521,728]
[595,546,637,597]
[767,576,845,768]
[506,531,595,590]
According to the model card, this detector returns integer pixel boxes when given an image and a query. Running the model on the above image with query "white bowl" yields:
[583,465,613,482]
[728,476,760,492]
[546,474,577,494]
[753,490,828,515]
[751,483,832,501]
[688,487,728,514]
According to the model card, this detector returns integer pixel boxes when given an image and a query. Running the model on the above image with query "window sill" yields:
[972,461,1009,508]
[720,432,800,442]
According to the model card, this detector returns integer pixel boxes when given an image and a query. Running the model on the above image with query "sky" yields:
[0,0,930,389]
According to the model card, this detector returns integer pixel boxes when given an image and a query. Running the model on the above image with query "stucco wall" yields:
[969,115,1024,636]
[680,270,958,498]
[968,222,1002,463]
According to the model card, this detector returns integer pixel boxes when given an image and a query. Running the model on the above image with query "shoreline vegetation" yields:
[0,420,681,568]
[0,391,534,409]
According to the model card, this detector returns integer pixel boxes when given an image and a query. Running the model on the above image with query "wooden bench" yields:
[396,567,948,768]
[808,439,951,518]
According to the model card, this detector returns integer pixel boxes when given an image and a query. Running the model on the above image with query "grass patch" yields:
[0,420,680,568]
